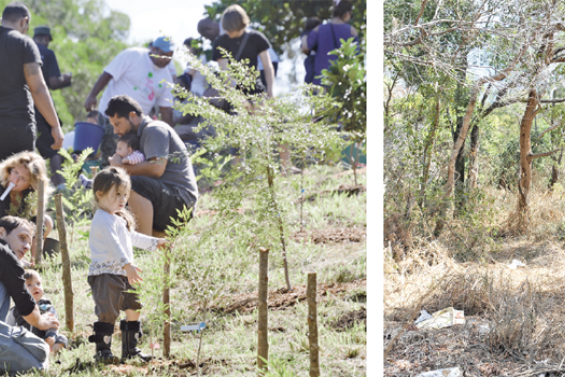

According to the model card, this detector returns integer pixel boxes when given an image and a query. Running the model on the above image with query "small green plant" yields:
[57,148,94,248]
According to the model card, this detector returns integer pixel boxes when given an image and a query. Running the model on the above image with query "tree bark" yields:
[55,194,74,332]
[549,148,563,190]
[34,180,44,266]
[433,45,526,237]
[163,247,171,359]
[419,93,440,208]
[258,247,269,376]
[468,124,480,189]
[518,90,538,230]
[308,273,320,377]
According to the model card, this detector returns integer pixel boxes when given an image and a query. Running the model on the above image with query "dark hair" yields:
[87,110,99,119]
[104,95,143,119]
[118,133,140,151]
[305,16,322,32]
[23,269,40,282]
[333,0,353,19]
[92,167,135,230]
[222,4,250,32]
[2,2,30,22]
[0,216,34,236]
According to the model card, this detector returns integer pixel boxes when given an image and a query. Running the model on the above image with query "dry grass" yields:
[384,184,565,369]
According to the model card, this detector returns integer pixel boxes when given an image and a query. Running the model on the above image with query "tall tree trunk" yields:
[453,116,467,215]
[468,124,480,189]
[419,93,440,208]
[548,148,563,191]
[518,90,538,231]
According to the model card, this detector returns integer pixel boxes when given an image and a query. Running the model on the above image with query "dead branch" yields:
[414,0,428,26]
[530,149,561,159]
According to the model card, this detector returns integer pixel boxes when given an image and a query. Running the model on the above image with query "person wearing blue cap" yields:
[84,36,175,167]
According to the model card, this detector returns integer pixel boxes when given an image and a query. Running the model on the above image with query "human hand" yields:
[51,342,64,354]
[84,94,97,112]
[45,336,55,347]
[50,126,64,150]
[157,238,170,250]
[108,153,123,167]
[62,73,72,86]
[121,156,130,165]
[37,313,59,331]
[124,263,143,285]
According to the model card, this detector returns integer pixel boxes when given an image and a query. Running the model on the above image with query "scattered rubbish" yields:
[479,324,491,335]
[415,367,463,377]
[507,259,526,269]
[416,307,465,330]
[180,322,206,333]
[414,310,432,324]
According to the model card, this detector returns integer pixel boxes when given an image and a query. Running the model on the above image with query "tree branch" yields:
[530,149,561,159]
[414,0,429,26]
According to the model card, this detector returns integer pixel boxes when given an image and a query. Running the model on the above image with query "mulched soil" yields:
[291,227,366,244]
[384,317,565,377]
[211,278,366,314]
[65,357,230,376]
[332,308,367,331]
[298,184,366,204]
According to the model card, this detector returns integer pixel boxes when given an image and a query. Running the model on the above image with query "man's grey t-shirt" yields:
[137,116,198,205]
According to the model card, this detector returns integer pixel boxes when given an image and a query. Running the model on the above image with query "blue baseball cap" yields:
[153,36,174,53]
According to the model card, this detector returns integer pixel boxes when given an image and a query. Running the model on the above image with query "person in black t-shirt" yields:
[32,26,71,190]
[212,4,275,98]
[0,4,64,162]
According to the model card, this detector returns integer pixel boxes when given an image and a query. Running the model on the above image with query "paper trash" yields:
[416,307,465,330]
[508,259,526,270]
[414,310,432,324]
[415,367,463,377]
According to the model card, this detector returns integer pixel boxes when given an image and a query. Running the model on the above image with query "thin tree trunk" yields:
[549,148,563,190]
[257,247,269,376]
[163,246,171,359]
[266,166,292,291]
[434,45,526,237]
[34,180,45,266]
[308,273,320,377]
[55,194,74,332]
[518,90,538,230]
[468,124,480,189]
[419,93,440,208]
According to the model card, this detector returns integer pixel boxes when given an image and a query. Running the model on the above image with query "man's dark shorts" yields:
[35,109,57,159]
[130,176,195,232]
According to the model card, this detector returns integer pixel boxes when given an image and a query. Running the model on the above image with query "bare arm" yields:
[48,73,72,90]
[109,155,167,178]
[22,306,59,331]
[258,50,274,98]
[84,72,113,111]
[160,107,173,126]
[301,35,310,54]
[25,62,63,149]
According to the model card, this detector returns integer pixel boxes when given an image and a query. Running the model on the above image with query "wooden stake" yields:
[90,166,99,178]
[55,194,74,332]
[308,272,320,377]
[163,246,171,359]
[258,247,269,376]
[34,180,45,266]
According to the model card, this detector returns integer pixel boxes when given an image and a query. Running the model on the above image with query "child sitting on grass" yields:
[80,133,145,189]
[7,270,68,354]
[87,167,167,364]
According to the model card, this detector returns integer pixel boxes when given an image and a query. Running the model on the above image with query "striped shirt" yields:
[122,150,145,165]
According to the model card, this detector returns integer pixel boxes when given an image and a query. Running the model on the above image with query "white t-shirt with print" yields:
[98,47,174,116]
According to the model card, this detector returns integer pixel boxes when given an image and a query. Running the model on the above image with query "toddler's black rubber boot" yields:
[89,321,119,364]
[120,320,154,362]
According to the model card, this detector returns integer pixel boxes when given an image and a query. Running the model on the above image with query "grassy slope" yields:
[32,166,367,376]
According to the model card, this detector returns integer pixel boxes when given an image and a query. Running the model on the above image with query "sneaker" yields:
[79,174,93,189]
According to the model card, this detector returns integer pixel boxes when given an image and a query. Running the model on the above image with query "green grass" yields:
[30,165,366,376]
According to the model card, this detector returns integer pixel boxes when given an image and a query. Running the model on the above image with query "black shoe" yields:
[89,322,119,364]
[120,320,153,362]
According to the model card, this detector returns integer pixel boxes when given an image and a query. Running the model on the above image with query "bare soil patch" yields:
[332,307,367,331]
[212,278,366,313]
[291,227,366,244]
